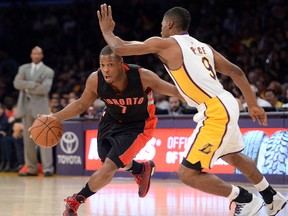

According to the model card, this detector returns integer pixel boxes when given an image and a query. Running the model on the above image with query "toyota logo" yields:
[60,131,79,154]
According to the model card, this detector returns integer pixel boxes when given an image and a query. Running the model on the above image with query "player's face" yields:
[99,54,123,84]
[160,17,169,38]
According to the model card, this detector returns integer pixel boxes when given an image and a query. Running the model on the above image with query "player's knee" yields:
[222,153,242,167]
[178,166,188,183]
[178,165,199,186]
[100,159,119,174]
[91,162,117,183]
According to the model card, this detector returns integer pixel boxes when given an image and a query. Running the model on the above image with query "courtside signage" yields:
[58,131,81,165]
[56,122,84,175]
[85,128,287,175]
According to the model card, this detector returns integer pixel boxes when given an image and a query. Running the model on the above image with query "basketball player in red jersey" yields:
[98,4,287,216]
[48,45,183,216]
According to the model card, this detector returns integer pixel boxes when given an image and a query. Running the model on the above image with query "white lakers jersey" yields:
[164,34,225,107]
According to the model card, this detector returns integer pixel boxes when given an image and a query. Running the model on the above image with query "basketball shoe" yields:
[230,193,264,216]
[132,160,155,198]
[63,194,86,216]
[266,192,287,216]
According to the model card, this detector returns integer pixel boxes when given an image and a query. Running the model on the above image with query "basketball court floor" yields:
[0,173,287,216]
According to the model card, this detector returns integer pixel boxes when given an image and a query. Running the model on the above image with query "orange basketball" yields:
[30,115,63,148]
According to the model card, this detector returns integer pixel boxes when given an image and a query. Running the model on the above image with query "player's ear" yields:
[168,20,174,29]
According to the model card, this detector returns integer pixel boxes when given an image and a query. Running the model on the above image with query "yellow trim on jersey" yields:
[186,96,229,168]
[169,66,210,105]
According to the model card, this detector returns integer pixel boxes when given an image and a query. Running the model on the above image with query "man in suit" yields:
[13,46,54,176]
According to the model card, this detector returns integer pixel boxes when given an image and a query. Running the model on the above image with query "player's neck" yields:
[171,30,188,36]
[111,71,128,94]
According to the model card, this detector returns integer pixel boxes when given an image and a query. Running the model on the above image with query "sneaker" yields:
[18,163,43,176]
[266,192,287,216]
[132,160,155,198]
[230,194,264,216]
[63,194,86,216]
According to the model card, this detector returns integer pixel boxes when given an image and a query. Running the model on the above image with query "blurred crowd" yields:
[0,0,287,173]
[0,0,287,120]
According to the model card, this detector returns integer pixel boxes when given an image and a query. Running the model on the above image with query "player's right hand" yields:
[248,105,268,126]
[97,4,115,34]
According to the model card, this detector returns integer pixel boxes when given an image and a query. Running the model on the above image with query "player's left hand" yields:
[97,4,115,34]
[248,105,268,126]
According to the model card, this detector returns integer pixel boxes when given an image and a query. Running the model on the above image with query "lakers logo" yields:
[199,143,213,154]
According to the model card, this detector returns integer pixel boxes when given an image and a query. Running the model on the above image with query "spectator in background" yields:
[267,80,288,104]
[254,72,269,99]
[68,91,80,101]
[243,85,271,111]
[267,81,283,98]
[68,91,80,104]
[12,121,24,172]
[92,97,105,118]
[51,104,64,114]
[13,46,55,177]
[79,97,105,119]
[154,92,169,110]
[264,89,283,108]
[50,96,61,113]
[281,83,288,104]
[0,103,14,172]
[6,105,25,172]
[60,96,69,108]
[230,85,246,112]
[168,96,184,115]
[154,92,169,114]
[282,101,288,109]
[247,70,258,85]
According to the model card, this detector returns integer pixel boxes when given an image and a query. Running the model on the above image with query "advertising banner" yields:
[85,128,288,175]
[56,122,84,175]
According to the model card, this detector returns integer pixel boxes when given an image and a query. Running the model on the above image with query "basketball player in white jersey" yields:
[98,4,287,216]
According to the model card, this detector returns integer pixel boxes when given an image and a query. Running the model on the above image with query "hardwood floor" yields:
[0,173,287,216]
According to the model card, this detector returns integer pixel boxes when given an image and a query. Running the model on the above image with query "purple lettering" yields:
[191,47,197,54]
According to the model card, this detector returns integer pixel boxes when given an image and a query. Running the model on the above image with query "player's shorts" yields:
[97,112,157,168]
[182,91,244,170]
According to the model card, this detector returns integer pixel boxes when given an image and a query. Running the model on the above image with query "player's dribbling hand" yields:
[248,105,268,126]
[97,4,115,34]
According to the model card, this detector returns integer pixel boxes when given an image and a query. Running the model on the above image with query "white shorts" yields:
[183,91,244,169]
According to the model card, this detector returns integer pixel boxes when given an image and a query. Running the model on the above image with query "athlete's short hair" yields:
[100,45,122,60]
[164,7,191,31]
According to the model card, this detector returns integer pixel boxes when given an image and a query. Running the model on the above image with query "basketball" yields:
[30,115,63,148]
